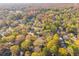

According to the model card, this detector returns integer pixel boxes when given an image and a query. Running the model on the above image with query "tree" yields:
[2,35,15,42]
[47,40,54,48]
[16,34,25,41]
[10,45,19,56]
[50,45,58,55]
[58,48,67,56]
[74,39,79,48]
[52,33,59,43]
[54,20,61,27]
[24,51,31,56]
[47,33,59,48]
[46,34,52,42]
[31,52,44,56]
[67,46,74,56]
[21,40,31,50]
[42,47,49,56]
[33,39,44,47]
[33,47,41,52]
[16,13,23,20]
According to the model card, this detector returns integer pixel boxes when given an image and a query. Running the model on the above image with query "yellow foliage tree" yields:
[74,39,79,48]
[2,35,15,42]
[58,48,68,56]
[52,33,59,42]
[31,52,44,56]
[50,45,58,54]
[47,34,59,49]
[47,40,54,48]
[10,45,19,56]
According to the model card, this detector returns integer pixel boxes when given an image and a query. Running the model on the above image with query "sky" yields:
[0,0,78,3]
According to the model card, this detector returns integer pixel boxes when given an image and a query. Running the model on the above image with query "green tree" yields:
[21,40,31,50]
